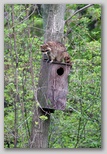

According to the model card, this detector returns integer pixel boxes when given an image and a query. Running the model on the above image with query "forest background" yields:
[4,4,101,148]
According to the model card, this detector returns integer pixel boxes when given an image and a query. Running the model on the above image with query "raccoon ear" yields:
[40,45,43,48]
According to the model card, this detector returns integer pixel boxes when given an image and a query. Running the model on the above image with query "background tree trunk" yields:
[43,4,66,42]
[29,4,66,148]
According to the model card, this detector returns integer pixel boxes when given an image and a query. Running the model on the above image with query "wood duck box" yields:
[37,60,71,111]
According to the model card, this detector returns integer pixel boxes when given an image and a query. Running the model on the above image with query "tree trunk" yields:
[43,4,66,42]
[29,107,51,148]
[29,4,66,148]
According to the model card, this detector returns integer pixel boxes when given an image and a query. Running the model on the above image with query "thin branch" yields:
[75,117,81,148]
[10,5,36,30]
[11,4,18,148]
[65,4,94,24]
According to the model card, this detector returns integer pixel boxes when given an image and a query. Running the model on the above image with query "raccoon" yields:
[40,41,71,64]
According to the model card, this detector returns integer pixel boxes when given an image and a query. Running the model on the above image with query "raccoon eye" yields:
[41,50,45,52]
[46,50,50,52]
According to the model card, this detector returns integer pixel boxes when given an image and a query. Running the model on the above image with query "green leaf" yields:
[39,115,48,121]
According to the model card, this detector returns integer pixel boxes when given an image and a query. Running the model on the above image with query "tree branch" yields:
[65,4,94,25]
[11,4,18,148]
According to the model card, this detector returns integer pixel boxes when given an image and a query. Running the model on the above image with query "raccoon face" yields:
[40,44,51,55]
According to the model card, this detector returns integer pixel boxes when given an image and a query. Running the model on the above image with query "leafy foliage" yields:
[4,4,101,148]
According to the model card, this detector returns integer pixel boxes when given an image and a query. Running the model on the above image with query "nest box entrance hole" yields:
[57,67,64,76]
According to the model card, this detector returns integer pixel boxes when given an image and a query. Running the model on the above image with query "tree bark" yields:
[29,4,66,148]
[29,107,50,148]
[43,4,66,42]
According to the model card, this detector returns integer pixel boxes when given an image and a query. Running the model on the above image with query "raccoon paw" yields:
[49,60,53,63]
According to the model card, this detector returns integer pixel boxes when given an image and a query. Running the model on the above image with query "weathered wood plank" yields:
[37,61,71,110]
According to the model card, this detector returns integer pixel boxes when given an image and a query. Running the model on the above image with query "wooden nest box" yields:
[37,59,71,111]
